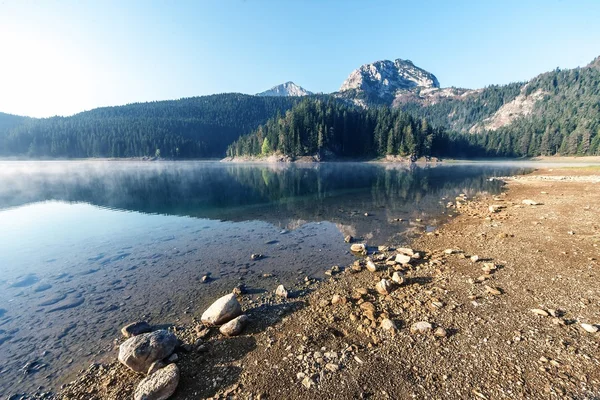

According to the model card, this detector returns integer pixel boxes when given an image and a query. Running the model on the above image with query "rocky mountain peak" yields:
[257,82,312,97]
[338,59,439,102]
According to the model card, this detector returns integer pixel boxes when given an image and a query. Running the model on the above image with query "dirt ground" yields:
[47,167,600,400]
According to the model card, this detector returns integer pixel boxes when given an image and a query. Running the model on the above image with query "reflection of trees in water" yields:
[0,162,531,223]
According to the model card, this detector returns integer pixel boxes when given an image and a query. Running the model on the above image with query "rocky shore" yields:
[24,167,600,399]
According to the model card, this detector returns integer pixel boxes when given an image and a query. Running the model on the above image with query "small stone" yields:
[332,295,347,305]
[134,363,179,400]
[481,263,496,274]
[396,248,415,256]
[410,321,432,334]
[344,235,353,243]
[350,243,366,253]
[485,285,502,296]
[355,287,368,297]
[380,318,397,333]
[121,321,152,338]
[581,323,599,333]
[325,363,340,372]
[219,315,249,337]
[395,254,411,265]
[433,327,447,337]
[201,275,210,283]
[375,279,394,295]
[522,199,540,206]
[167,353,178,362]
[232,284,245,295]
[366,258,377,272]
[301,376,315,389]
[359,302,376,313]
[444,249,457,255]
[470,255,480,263]
[275,285,288,299]
[250,253,263,260]
[531,309,549,317]
[378,245,390,252]
[391,271,405,285]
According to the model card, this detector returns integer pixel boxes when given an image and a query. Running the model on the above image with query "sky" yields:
[0,0,599,118]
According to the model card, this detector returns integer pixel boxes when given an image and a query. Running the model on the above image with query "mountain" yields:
[257,82,312,97]
[0,94,299,158]
[336,59,440,106]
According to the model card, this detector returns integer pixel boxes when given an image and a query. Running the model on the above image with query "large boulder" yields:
[134,363,180,400]
[118,330,178,373]
[201,293,242,326]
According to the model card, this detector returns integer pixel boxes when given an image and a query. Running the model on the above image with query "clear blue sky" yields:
[1,0,599,118]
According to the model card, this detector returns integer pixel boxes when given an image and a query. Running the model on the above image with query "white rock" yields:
[581,323,599,333]
[118,330,178,374]
[366,258,377,272]
[410,321,432,334]
[219,315,249,337]
[275,285,289,298]
[531,309,549,317]
[391,271,405,285]
[350,243,366,253]
[380,318,397,332]
[395,254,411,264]
[396,247,415,256]
[522,199,539,206]
[134,363,180,400]
[201,293,242,326]
[375,279,394,295]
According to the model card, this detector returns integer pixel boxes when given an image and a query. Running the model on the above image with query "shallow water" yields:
[0,160,532,396]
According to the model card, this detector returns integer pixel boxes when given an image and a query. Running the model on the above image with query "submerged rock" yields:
[121,321,152,338]
[219,315,249,337]
[134,363,179,400]
[350,243,366,253]
[201,293,242,326]
[118,330,178,373]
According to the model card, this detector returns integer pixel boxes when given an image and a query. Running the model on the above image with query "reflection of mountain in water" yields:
[0,161,531,241]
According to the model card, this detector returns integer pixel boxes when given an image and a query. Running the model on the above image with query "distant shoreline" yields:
[0,155,600,163]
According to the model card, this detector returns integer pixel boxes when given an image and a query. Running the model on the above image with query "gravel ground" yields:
[36,168,600,400]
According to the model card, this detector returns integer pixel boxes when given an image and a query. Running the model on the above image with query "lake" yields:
[0,160,532,397]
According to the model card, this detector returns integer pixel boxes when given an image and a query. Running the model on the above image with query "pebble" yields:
[484,285,502,296]
[522,199,540,206]
[581,323,599,333]
[433,327,447,337]
[410,321,432,334]
[391,271,405,285]
[380,318,397,333]
[275,285,289,299]
[375,279,393,295]
[350,243,366,253]
[531,309,549,317]
[395,254,411,265]
[366,258,377,272]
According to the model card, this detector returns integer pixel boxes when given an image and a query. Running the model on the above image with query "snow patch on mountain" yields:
[257,82,312,97]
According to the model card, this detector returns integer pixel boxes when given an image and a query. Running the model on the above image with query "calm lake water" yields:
[0,160,532,397]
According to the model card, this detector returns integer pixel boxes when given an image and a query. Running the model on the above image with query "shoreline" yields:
[30,167,600,399]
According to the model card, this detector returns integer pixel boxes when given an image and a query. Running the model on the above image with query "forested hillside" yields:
[397,59,600,156]
[226,98,480,159]
[0,94,298,158]
[0,112,29,133]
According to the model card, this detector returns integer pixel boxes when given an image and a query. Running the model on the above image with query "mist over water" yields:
[0,160,532,396]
